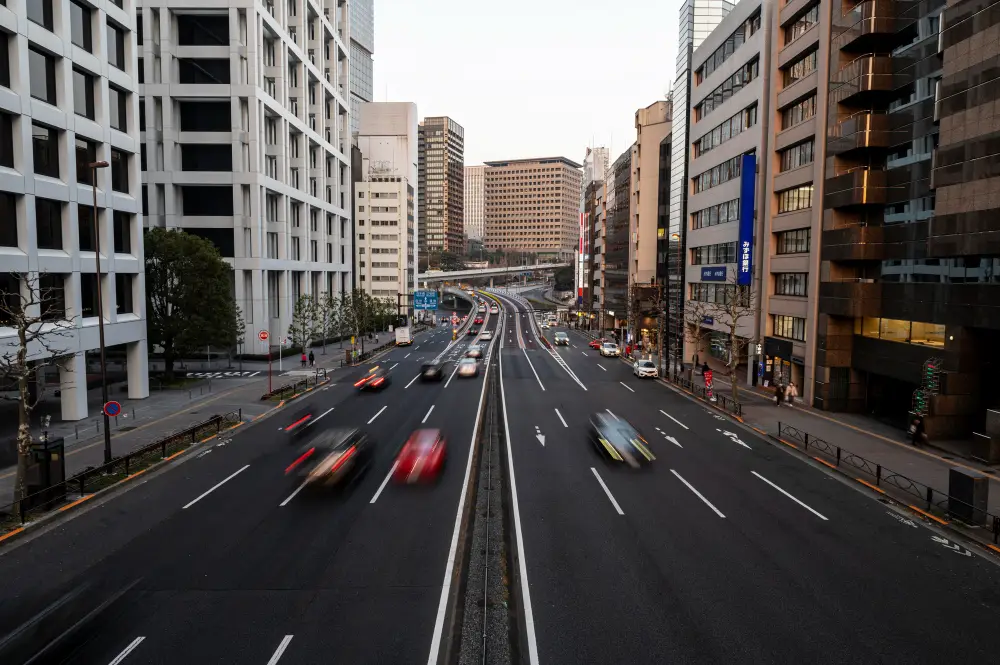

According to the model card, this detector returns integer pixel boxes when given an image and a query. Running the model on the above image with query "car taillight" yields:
[284,414,312,431]
[371,377,385,386]
[330,445,357,473]
[286,447,316,474]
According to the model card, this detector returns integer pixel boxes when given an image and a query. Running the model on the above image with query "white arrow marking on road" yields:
[266,635,294,665]
[665,436,682,448]
[931,535,973,556]
[717,428,752,449]
[535,426,545,446]
[108,636,146,665]
[620,381,635,393]
[554,408,568,428]
[886,511,918,528]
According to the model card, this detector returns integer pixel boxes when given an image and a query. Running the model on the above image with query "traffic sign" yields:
[414,290,439,310]
[103,400,122,417]
[258,330,269,342]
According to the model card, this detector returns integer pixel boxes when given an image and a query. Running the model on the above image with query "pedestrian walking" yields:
[774,382,785,406]
[300,352,307,368]
[909,415,927,448]
[785,381,798,405]
[308,350,315,367]
[701,361,709,376]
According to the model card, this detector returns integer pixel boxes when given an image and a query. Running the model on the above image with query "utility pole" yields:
[89,160,112,464]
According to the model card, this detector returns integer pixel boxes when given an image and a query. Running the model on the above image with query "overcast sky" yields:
[374,0,681,166]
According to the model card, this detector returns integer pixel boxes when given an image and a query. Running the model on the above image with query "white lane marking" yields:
[426,313,499,665]
[370,461,399,504]
[279,480,308,507]
[597,364,607,372]
[302,407,334,430]
[671,469,726,518]
[752,471,829,521]
[404,353,411,359]
[182,465,250,510]
[554,408,568,428]
[591,467,625,515]
[390,363,399,370]
[422,404,435,423]
[571,344,577,348]
[368,405,388,424]
[717,428,752,450]
[266,635,294,665]
[197,449,212,458]
[619,381,635,393]
[405,373,421,389]
[535,425,546,446]
[107,636,145,665]
[665,436,683,448]
[521,347,545,391]
[444,359,462,388]
[606,409,619,420]
[581,351,587,356]
[660,410,689,430]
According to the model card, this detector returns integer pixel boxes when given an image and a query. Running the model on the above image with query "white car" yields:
[466,344,483,359]
[600,342,620,357]
[478,306,486,313]
[480,330,493,341]
[633,359,657,378]
[457,358,479,377]
[490,307,499,315]
[540,322,550,329]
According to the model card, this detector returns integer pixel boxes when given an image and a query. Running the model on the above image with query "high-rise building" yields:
[464,165,485,241]
[582,147,609,193]
[667,0,734,376]
[0,0,149,420]
[584,179,606,315]
[139,0,354,347]
[604,148,633,328]
[355,102,418,299]
[418,116,465,257]
[484,157,584,262]
[349,0,374,137]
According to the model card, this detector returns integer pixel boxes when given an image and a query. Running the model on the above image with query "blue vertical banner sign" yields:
[737,153,756,286]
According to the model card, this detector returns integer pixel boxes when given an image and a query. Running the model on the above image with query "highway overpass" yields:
[418,262,569,283]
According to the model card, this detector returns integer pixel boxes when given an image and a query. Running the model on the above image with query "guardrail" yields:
[672,375,743,418]
[260,369,329,401]
[778,422,1000,543]
[0,410,243,532]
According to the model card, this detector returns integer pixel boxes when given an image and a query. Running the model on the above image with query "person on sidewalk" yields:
[785,382,798,405]
[701,361,709,376]
[774,382,785,406]
[308,350,315,368]
[300,352,307,368]
[909,415,928,448]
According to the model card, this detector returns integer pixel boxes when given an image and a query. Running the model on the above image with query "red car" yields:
[589,338,607,350]
[474,316,484,324]
[394,429,447,483]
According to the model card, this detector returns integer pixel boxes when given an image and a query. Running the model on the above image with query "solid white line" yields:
[182,465,250,510]
[370,461,399,504]
[752,471,829,520]
[606,409,619,420]
[266,635,294,665]
[554,408,568,428]
[426,314,498,665]
[619,381,635,393]
[671,469,726,518]
[405,373,421,389]
[591,467,625,515]
[521,348,545,391]
[597,364,607,371]
[444,360,462,388]
[660,409,690,430]
[422,404,435,423]
[107,636,145,665]
[279,480,308,507]
[367,405,387,424]
[303,407,334,429]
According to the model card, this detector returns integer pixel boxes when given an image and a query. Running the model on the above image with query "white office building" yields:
[0,0,149,421]
[348,0,372,137]
[138,0,354,348]
[355,101,417,299]
[463,164,484,241]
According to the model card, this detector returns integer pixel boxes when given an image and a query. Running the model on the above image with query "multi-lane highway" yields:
[2,287,1000,664]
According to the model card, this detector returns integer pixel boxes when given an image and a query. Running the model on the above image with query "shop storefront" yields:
[762,337,804,387]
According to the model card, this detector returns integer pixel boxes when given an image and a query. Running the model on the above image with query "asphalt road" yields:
[486,289,1000,665]
[0,301,499,664]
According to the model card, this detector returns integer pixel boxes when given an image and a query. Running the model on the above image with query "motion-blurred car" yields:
[467,327,479,336]
[283,407,321,443]
[393,429,447,484]
[589,413,655,467]
[355,365,391,391]
[588,338,607,350]
[490,306,499,315]
[466,344,483,359]
[421,361,444,381]
[480,330,493,341]
[285,427,374,488]
[457,358,480,378]
[600,342,620,357]
[540,322,550,329]
[633,359,657,378]
[474,316,484,324]
[554,332,569,346]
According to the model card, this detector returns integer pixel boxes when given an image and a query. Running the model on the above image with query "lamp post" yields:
[89,160,112,464]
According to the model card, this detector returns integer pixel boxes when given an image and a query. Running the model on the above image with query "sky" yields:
[374,0,682,167]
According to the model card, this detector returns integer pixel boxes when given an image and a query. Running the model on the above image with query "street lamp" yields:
[89,160,112,464]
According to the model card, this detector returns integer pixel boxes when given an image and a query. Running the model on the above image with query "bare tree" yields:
[701,267,758,403]
[683,299,713,381]
[0,273,75,509]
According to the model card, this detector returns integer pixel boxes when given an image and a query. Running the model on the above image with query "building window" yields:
[70,1,92,52]
[692,152,751,194]
[784,4,819,44]
[78,204,96,251]
[783,50,818,86]
[28,0,54,31]
[113,211,132,253]
[76,137,97,184]
[779,140,814,172]
[775,228,810,254]
[33,123,59,178]
[39,273,66,321]
[694,11,762,83]
[691,198,740,230]
[266,232,278,258]
[73,68,95,120]
[80,273,100,317]
[780,95,817,130]
[35,197,62,249]
[116,273,133,314]
[0,112,13,168]
[107,22,126,70]
[178,58,230,84]
[110,149,129,193]
[109,86,128,131]
[29,48,56,104]
[857,317,945,347]
[0,33,9,89]
[773,315,806,341]
[690,241,737,265]
[0,192,17,248]
[694,58,760,121]
[693,105,758,158]
[777,185,813,213]
[690,283,750,306]
[774,272,808,296]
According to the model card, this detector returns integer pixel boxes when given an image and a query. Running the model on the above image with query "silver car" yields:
[466,344,483,359]
[633,359,657,378]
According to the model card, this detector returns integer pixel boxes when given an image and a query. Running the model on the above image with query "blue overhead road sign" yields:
[414,290,439,310]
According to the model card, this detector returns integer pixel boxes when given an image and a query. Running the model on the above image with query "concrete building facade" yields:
[483,156,583,262]
[418,115,464,256]
[138,0,354,349]
[0,0,149,421]
[348,0,372,137]
[463,164,484,241]
[354,101,417,299]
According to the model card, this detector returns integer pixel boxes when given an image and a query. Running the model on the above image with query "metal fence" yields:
[260,369,329,401]
[778,422,1000,543]
[672,376,743,418]
[0,410,243,531]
